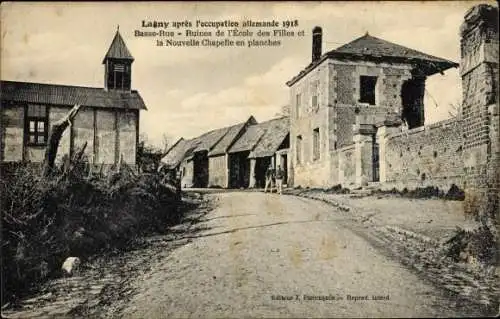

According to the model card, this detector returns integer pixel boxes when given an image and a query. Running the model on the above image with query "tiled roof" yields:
[161,116,290,167]
[287,33,458,86]
[102,30,134,63]
[228,125,265,154]
[0,81,147,110]
[160,138,191,168]
[192,127,231,154]
[334,34,457,64]
[208,116,257,156]
[229,116,290,156]
[249,117,289,158]
[182,122,245,159]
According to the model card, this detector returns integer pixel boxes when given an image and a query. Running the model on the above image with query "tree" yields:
[43,104,82,176]
[274,104,290,117]
[137,133,169,173]
[161,133,173,153]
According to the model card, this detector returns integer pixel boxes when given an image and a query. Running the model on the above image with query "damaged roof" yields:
[249,117,289,158]
[208,116,257,156]
[0,80,147,110]
[161,116,290,167]
[228,124,266,154]
[228,116,289,157]
[161,120,251,166]
[287,33,458,86]
[160,138,191,168]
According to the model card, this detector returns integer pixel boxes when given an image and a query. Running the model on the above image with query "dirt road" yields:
[112,191,478,318]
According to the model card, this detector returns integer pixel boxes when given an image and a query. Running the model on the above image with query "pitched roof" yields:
[191,127,231,154]
[249,117,289,158]
[228,124,266,154]
[228,116,290,156]
[160,138,191,168]
[0,80,147,110]
[208,116,257,156]
[334,33,458,67]
[102,30,134,63]
[287,32,458,86]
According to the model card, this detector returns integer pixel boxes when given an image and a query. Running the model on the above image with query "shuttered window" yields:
[313,128,320,160]
[295,93,301,118]
[296,135,302,164]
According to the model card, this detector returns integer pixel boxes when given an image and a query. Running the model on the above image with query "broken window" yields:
[401,78,425,129]
[26,104,48,146]
[296,135,303,164]
[313,128,320,160]
[359,76,377,105]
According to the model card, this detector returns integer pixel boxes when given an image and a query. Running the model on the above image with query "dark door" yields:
[255,157,271,188]
[280,154,288,184]
[372,142,379,182]
[229,151,250,188]
[193,151,209,188]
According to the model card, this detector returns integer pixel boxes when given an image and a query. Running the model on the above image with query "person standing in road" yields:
[264,164,274,193]
[275,165,284,195]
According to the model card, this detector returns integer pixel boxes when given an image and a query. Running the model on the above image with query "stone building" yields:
[160,116,289,189]
[459,4,499,231]
[286,27,459,188]
[0,29,146,166]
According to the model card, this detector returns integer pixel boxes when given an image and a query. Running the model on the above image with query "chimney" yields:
[312,26,322,62]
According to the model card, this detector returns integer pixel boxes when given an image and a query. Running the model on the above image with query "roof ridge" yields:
[1,80,108,91]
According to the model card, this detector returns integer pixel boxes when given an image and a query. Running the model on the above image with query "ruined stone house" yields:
[161,116,289,189]
[287,26,464,189]
[0,29,146,166]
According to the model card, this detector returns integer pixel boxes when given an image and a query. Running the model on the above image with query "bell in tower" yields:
[102,26,134,91]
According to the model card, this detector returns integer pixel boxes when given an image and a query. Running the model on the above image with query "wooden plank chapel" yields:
[0,29,147,167]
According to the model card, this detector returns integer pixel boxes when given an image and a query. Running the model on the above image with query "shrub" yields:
[1,159,181,303]
[444,224,498,264]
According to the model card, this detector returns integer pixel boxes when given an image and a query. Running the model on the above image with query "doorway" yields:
[279,154,288,185]
[229,151,250,188]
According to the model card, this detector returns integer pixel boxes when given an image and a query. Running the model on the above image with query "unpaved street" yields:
[115,191,474,318]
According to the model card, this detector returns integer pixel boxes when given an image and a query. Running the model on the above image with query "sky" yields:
[1,1,494,148]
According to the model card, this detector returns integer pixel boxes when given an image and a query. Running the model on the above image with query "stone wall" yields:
[332,61,412,111]
[460,4,499,229]
[382,118,464,190]
[334,105,391,148]
[337,144,356,185]
[289,59,332,187]
[208,155,227,187]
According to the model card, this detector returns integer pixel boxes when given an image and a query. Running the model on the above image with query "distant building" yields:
[286,28,458,188]
[0,29,147,166]
[161,116,290,189]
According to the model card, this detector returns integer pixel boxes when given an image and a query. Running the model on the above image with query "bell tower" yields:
[102,26,134,91]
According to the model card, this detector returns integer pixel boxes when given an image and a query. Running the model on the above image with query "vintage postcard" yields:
[1,1,499,318]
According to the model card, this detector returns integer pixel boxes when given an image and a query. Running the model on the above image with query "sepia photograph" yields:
[1,1,499,318]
